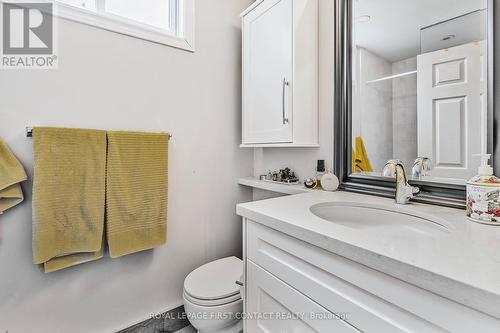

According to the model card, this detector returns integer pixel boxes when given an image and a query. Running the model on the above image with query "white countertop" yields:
[236,191,500,319]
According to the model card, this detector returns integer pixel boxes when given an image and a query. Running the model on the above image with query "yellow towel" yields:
[106,131,168,258]
[0,138,27,214]
[353,136,373,173]
[352,149,356,174]
[32,127,107,272]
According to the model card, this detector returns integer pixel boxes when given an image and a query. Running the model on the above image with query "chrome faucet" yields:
[383,160,419,204]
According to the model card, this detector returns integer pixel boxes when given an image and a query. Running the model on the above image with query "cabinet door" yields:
[245,220,500,333]
[246,260,359,333]
[243,0,293,144]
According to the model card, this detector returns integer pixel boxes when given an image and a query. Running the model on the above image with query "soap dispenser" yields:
[466,154,500,225]
[315,160,326,189]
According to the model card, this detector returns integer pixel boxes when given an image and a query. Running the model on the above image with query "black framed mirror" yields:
[334,0,498,208]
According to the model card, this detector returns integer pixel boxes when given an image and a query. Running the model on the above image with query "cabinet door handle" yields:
[282,78,290,125]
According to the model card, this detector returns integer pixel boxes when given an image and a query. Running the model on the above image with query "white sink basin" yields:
[310,202,451,236]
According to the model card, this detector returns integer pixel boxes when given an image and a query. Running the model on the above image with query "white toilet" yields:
[183,256,243,333]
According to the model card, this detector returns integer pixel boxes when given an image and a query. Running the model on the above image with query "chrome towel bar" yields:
[26,127,172,139]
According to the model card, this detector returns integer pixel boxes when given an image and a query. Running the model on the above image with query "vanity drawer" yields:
[246,260,359,333]
[245,219,500,333]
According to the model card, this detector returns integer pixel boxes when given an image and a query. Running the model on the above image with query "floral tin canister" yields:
[466,175,500,225]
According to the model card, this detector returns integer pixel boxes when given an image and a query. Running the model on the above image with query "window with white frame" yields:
[53,0,195,51]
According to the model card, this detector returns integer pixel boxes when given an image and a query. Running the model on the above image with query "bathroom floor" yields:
[175,326,196,333]
[118,305,194,333]
[175,325,241,333]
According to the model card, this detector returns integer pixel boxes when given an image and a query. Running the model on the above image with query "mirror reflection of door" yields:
[351,0,489,185]
[417,40,487,180]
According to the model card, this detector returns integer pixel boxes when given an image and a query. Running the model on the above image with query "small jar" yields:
[315,160,326,189]
[467,175,500,225]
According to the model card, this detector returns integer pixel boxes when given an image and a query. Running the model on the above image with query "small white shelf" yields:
[240,143,321,148]
[238,177,313,195]
[365,70,417,84]
[240,0,264,17]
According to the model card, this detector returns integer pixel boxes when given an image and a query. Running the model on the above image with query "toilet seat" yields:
[183,289,241,307]
[184,256,242,301]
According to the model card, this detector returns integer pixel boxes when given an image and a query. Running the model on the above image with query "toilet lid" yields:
[184,256,243,300]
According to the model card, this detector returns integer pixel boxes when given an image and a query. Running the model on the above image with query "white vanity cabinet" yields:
[241,0,318,147]
[242,219,500,332]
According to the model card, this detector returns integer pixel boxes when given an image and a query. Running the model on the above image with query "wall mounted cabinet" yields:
[241,0,319,147]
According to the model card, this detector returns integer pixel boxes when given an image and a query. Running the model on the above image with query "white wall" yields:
[356,48,393,172]
[253,0,335,184]
[392,57,418,170]
[0,0,253,331]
